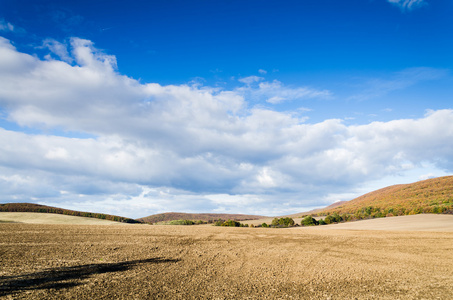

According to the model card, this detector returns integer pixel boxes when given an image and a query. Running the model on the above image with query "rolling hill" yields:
[137,212,268,224]
[0,203,141,224]
[0,212,131,225]
[313,176,453,219]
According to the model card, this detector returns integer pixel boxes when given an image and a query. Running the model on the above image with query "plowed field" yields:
[1,223,452,299]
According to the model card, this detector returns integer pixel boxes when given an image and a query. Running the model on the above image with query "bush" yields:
[324,213,343,224]
[219,219,247,227]
[271,217,295,227]
[166,219,195,225]
[214,219,225,226]
[301,216,319,226]
[318,219,327,225]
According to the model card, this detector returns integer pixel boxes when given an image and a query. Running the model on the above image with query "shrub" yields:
[301,216,318,226]
[324,215,334,224]
[221,219,242,227]
[271,217,295,227]
[167,219,195,225]
[214,219,225,226]
[324,213,343,224]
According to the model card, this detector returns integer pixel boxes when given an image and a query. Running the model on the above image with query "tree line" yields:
[0,203,141,224]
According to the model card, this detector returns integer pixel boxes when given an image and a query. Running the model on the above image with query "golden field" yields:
[1,215,453,299]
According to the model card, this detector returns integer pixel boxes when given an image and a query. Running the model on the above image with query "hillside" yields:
[0,203,141,224]
[0,212,130,225]
[137,212,268,224]
[314,176,453,219]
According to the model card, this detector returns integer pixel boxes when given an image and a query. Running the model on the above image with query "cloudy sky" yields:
[0,0,452,218]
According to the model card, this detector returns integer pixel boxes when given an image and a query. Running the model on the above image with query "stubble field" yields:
[1,221,453,299]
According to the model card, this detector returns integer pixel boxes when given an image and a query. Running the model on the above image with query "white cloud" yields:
[0,19,14,32]
[387,0,426,11]
[42,39,73,63]
[0,36,452,218]
[238,75,264,85]
[236,79,331,104]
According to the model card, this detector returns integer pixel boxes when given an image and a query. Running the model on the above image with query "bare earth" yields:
[1,215,453,299]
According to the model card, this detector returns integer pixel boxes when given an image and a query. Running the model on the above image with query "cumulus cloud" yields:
[42,39,73,63]
[387,0,426,11]
[0,36,452,217]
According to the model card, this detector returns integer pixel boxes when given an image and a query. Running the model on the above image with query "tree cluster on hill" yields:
[301,216,319,226]
[213,219,249,227]
[157,219,207,225]
[316,203,453,222]
[137,212,267,224]
[316,176,453,220]
[0,203,142,224]
[271,217,295,227]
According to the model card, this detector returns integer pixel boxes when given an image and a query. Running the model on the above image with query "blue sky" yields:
[0,0,452,218]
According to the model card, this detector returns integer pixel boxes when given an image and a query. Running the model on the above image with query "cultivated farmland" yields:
[1,217,453,299]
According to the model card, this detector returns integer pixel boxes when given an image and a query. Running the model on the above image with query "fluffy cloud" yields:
[0,36,452,218]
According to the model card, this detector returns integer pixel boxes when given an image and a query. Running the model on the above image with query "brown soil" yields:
[1,224,452,299]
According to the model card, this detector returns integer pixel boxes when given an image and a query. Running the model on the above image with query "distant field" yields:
[245,213,453,231]
[0,212,130,225]
[1,222,452,299]
[138,212,268,223]
[301,214,453,232]
[3,212,453,232]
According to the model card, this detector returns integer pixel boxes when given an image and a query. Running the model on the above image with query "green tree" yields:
[221,219,241,227]
[318,219,327,225]
[301,216,319,226]
[271,217,295,227]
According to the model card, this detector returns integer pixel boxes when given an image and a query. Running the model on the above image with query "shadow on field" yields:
[0,257,179,296]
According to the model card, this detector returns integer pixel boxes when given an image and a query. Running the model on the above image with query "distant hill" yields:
[137,212,268,224]
[313,176,453,219]
[0,212,129,225]
[0,203,141,224]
